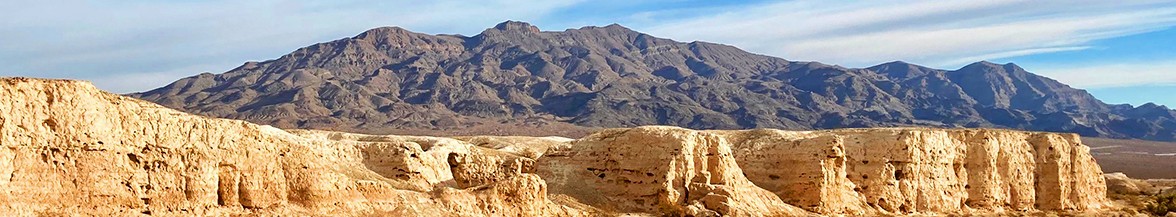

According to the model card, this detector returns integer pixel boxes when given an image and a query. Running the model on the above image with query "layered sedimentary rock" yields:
[455,136,573,159]
[717,128,1109,215]
[536,127,812,216]
[0,78,1111,216]
[0,78,590,216]
[714,130,873,215]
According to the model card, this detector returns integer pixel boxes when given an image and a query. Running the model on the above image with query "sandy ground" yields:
[1086,137,1176,179]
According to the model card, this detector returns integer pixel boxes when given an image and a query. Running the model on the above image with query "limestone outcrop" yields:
[536,127,812,216]
[0,78,1112,216]
[1105,172,1158,195]
[717,128,1109,215]
[0,78,591,216]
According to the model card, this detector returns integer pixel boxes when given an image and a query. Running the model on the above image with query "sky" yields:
[1,0,1175,107]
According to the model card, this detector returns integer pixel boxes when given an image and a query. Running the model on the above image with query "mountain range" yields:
[131,21,1176,141]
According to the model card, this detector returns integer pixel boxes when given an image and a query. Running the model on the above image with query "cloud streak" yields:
[2,0,1176,94]
[639,0,1176,68]
[1034,60,1176,88]
[0,0,582,93]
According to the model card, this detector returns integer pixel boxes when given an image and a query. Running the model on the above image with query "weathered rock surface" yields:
[0,78,1113,216]
[536,127,812,216]
[1105,173,1158,196]
[717,128,1109,215]
[455,135,573,159]
[0,78,591,216]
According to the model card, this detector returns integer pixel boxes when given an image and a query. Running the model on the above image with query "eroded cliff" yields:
[715,128,1108,215]
[0,78,591,216]
[0,78,1110,216]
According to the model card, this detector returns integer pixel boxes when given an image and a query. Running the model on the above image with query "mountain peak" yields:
[960,61,1025,72]
[602,23,631,30]
[967,61,1022,68]
[868,61,940,79]
[871,61,916,68]
[971,61,1001,67]
[1141,102,1169,110]
[572,23,639,34]
[493,20,540,33]
[355,26,414,39]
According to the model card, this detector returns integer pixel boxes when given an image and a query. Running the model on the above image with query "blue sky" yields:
[1,0,1174,107]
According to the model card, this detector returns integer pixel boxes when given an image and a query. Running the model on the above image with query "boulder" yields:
[1105,172,1157,196]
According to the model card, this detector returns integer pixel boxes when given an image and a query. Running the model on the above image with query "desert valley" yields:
[2,7,1176,216]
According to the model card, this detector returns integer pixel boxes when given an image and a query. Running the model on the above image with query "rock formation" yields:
[0,78,591,216]
[716,128,1109,215]
[1,78,1112,216]
[536,127,811,216]
[1105,172,1158,196]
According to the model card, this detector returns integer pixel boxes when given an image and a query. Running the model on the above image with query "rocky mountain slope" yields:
[1,78,1113,215]
[131,21,1176,141]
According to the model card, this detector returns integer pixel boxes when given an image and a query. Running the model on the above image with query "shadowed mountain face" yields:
[132,21,1176,141]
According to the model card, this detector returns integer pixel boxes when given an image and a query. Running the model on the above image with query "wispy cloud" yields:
[939,46,1092,68]
[0,0,582,93]
[1034,60,1176,88]
[638,0,1176,68]
[2,0,1176,94]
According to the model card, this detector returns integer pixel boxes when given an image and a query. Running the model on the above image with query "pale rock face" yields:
[0,78,590,216]
[447,149,537,188]
[1104,172,1157,195]
[455,135,574,159]
[716,129,873,215]
[950,130,1037,211]
[536,127,812,216]
[716,128,1109,215]
[0,78,1112,216]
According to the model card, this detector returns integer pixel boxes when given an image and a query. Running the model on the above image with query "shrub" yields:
[1144,193,1176,216]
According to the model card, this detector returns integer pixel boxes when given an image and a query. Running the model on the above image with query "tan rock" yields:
[0,78,1114,216]
[455,135,573,159]
[0,78,590,216]
[536,126,812,216]
[448,148,537,188]
[1105,173,1157,195]
[716,128,1109,215]
[716,129,873,215]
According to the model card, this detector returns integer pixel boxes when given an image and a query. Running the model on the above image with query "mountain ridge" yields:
[131,21,1176,141]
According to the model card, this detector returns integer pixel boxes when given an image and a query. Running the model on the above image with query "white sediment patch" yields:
[1089,145,1122,150]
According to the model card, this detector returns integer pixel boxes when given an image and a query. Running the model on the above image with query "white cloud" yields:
[1035,61,1176,88]
[938,46,1092,68]
[0,0,582,93]
[639,0,1176,68]
[3,0,1176,93]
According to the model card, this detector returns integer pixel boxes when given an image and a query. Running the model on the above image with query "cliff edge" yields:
[0,78,1109,216]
